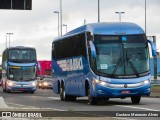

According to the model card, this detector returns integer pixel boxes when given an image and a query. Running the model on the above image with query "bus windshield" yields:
[8,66,36,81]
[9,49,36,62]
[93,35,149,78]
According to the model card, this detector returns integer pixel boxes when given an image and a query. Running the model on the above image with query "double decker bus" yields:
[2,46,39,93]
[52,22,157,104]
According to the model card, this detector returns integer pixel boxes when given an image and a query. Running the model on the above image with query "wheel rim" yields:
[60,87,63,100]
[63,88,65,99]
[88,88,91,103]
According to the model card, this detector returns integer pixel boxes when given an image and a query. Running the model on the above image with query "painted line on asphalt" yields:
[6,102,39,108]
[48,97,160,111]
[0,97,9,108]
[115,105,160,111]
[47,97,135,119]
[6,103,134,119]
[48,97,59,100]
[6,102,66,111]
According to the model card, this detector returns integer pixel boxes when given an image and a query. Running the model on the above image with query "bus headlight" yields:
[43,82,48,86]
[93,79,110,87]
[143,80,150,85]
[99,81,110,87]
[31,82,36,86]
[93,79,100,84]
[7,81,14,86]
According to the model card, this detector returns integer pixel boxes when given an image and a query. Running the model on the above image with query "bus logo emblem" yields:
[57,57,83,71]
[124,84,128,88]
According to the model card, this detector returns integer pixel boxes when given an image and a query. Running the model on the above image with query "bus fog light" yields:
[98,90,103,94]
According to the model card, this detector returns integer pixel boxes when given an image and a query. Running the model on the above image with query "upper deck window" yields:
[9,49,36,63]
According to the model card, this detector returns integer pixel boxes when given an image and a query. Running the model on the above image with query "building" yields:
[37,60,51,76]
[150,58,160,77]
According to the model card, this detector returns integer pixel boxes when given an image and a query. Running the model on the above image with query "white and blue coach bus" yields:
[2,46,39,93]
[52,22,157,105]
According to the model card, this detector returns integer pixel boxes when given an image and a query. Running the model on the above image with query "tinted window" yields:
[53,33,87,60]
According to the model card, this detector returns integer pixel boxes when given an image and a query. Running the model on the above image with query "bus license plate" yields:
[19,88,25,90]
[121,90,130,94]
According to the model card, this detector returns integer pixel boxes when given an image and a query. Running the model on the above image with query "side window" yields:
[53,42,60,59]
[2,50,7,69]
[53,33,87,59]
[52,43,55,59]
[76,33,87,58]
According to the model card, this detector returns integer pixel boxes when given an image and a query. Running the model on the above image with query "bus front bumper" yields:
[92,83,151,98]
[6,86,37,92]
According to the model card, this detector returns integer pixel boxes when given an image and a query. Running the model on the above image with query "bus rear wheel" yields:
[60,86,64,101]
[131,96,141,104]
[88,88,97,105]
[60,86,70,101]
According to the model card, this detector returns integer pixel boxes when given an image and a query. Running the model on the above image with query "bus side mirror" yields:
[89,41,96,58]
[87,32,93,41]
[37,62,41,71]
[4,61,7,70]
[147,40,157,57]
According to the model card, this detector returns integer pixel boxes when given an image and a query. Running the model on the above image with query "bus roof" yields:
[67,22,144,35]
[7,46,36,50]
[54,22,145,42]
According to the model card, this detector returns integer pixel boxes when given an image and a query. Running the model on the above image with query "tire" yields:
[2,84,6,92]
[60,87,64,101]
[69,95,77,101]
[3,87,6,92]
[105,98,109,101]
[30,91,34,94]
[60,85,70,101]
[6,90,11,93]
[131,96,141,104]
[88,87,97,105]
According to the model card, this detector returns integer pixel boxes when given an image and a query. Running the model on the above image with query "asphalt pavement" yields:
[0,78,160,120]
[0,96,9,108]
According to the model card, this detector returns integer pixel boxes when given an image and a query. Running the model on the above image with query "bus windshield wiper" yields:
[126,56,140,77]
[111,57,122,77]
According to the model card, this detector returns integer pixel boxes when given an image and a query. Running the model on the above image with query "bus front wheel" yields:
[88,88,97,105]
[131,96,141,104]
[3,87,6,92]
[30,91,34,94]
[2,84,6,92]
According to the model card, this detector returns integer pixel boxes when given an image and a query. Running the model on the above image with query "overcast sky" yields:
[0,0,160,63]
